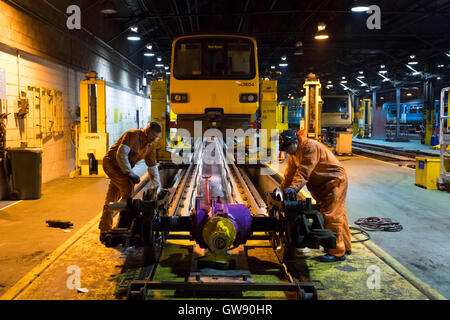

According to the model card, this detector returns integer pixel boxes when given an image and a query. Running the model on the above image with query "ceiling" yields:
[48,0,450,99]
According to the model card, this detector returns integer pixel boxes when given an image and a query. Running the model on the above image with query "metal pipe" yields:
[396,87,401,139]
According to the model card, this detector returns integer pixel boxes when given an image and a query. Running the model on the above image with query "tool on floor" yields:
[46,220,74,229]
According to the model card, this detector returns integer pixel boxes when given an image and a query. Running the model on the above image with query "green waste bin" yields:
[6,148,43,200]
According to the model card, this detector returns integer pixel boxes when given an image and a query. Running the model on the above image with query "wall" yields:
[0,1,151,199]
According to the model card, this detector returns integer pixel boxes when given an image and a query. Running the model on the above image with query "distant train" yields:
[383,99,448,130]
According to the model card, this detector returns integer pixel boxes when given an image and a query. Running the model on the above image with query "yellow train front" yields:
[170,35,259,135]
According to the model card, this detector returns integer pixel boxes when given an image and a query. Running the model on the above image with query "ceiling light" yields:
[437,77,441,80]
[341,80,348,84]
[130,26,138,33]
[294,49,304,56]
[146,44,153,50]
[155,64,164,67]
[157,57,162,62]
[351,0,370,12]
[295,41,303,47]
[365,90,370,92]
[281,56,287,61]
[314,30,330,40]
[328,81,332,83]
[437,64,444,68]
[127,35,141,41]
[406,93,412,96]
[380,97,385,100]
[359,71,364,74]
[408,61,418,65]
[144,52,155,57]
[99,0,118,14]
[357,75,365,79]
[380,64,386,68]
[164,66,169,70]
[342,76,346,79]
[279,63,288,67]
[318,22,327,31]
[270,65,275,69]
[379,70,388,74]
[410,54,416,59]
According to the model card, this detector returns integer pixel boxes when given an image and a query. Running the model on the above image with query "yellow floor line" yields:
[354,154,415,171]
[0,173,149,300]
[0,200,22,211]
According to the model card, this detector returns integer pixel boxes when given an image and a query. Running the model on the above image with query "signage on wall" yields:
[0,68,6,99]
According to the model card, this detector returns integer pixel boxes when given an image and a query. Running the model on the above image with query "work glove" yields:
[284,188,297,201]
[128,172,141,185]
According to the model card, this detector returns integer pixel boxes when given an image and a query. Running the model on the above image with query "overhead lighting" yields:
[318,22,327,31]
[146,44,153,50]
[357,75,365,79]
[356,78,367,86]
[406,93,412,96]
[408,61,418,65]
[279,63,288,67]
[437,77,441,80]
[270,65,276,69]
[341,80,348,84]
[359,71,364,74]
[351,0,370,12]
[328,81,332,83]
[127,35,141,41]
[378,72,391,82]
[155,64,164,67]
[144,52,155,57]
[379,70,388,74]
[127,26,140,41]
[157,57,162,62]
[164,66,169,70]
[342,76,346,79]
[365,90,371,93]
[281,55,287,61]
[314,30,330,40]
[130,26,138,33]
[380,64,386,68]
[99,0,118,14]
[437,64,444,68]
[380,97,385,100]
[406,64,421,75]
[295,41,303,47]
[294,48,304,56]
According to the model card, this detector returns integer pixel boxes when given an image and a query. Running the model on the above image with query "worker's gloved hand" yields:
[284,188,297,201]
[128,172,141,185]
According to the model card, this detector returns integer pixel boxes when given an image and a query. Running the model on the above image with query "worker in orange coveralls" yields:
[99,122,162,241]
[279,129,352,262]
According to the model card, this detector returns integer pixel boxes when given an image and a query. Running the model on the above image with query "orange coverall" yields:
[280,134,351,257]
[99,129,157,232]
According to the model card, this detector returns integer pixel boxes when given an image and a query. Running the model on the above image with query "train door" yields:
[401,104,407,123]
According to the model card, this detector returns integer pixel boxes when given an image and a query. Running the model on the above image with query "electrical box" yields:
[415,157,443,190]
[336,132,352,155]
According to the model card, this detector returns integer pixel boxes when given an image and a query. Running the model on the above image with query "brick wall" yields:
[0,1,151,199]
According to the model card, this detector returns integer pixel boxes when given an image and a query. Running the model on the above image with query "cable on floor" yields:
[350,226,370,243]
[354,217,403,232]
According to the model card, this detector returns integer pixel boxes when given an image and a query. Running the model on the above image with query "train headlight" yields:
[171,93,188,103]
[239,94,258,103]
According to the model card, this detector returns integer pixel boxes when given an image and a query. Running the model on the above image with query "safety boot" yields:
[318,254,346,262]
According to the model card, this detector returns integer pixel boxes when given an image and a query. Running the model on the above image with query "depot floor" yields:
[0,156,449,299]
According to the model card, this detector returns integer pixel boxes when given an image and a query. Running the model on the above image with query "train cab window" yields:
[410,106,417,113]
[174,42,202,76]
[227,42,251,75]
[173,37,256,80]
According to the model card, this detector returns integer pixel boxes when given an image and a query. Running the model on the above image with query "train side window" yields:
[410,106,417,114]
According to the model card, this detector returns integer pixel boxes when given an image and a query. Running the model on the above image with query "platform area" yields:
[352,137,441,156]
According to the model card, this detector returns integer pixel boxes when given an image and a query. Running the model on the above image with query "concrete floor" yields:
[353,137,441,155]
[343,155,450,298]
[0,162,147,297]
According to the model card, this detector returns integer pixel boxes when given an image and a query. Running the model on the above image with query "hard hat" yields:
[279,130,298,151]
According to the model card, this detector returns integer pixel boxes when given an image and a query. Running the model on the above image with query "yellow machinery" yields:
[74,71,108,177]
[259,79,288,157]
[151,79,171,161]
[301,73,323,140]
[357,99,372,138]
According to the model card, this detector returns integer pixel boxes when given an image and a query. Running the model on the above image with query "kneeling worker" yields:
[279,129,352,262]
[99,122,163,241]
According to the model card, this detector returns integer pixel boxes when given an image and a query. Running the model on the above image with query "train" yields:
[170,34,259,135]
[383,99,448,130]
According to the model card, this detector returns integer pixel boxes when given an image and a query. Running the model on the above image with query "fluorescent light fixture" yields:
[359,71,364,74]
[365,90,370,92]
[157,57,162,62]
[410,54,416,59]
[314,31,330,40]
[342,76,346,79]
[379,70,388,74]
[378,72,391,82]
[408,61,418,65]
[166,72,171,75]
[155,64,164,67]
[270,65,275,69]
[164,66,169,70]
[279,63,288,67]
[357,75,365,79]
[341,80,348,84]
[406,93,412,96]
[380,97,385,100]
[351,0,370,12]
[281,56,287,61]
[437,64,444,68]
[328,81,332,83]
[100,0,118,14]
[130,26,138,33]
[318,22,327,31]
[380,64,386,68]
[144,52,155,57]
[406,64,421,75]
[146,44,153,50]
[356,78,367,86]
[127,36,141,41]
[437,77,441,80]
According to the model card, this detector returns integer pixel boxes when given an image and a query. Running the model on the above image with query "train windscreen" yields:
[174,37,256,80]
[322,97,348,113]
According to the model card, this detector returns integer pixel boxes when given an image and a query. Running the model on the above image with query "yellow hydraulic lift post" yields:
[75,71,108,177]
[358,99,372,138]
[151,79,171,161]
[300,73,323,141]
[259,79,280,161]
